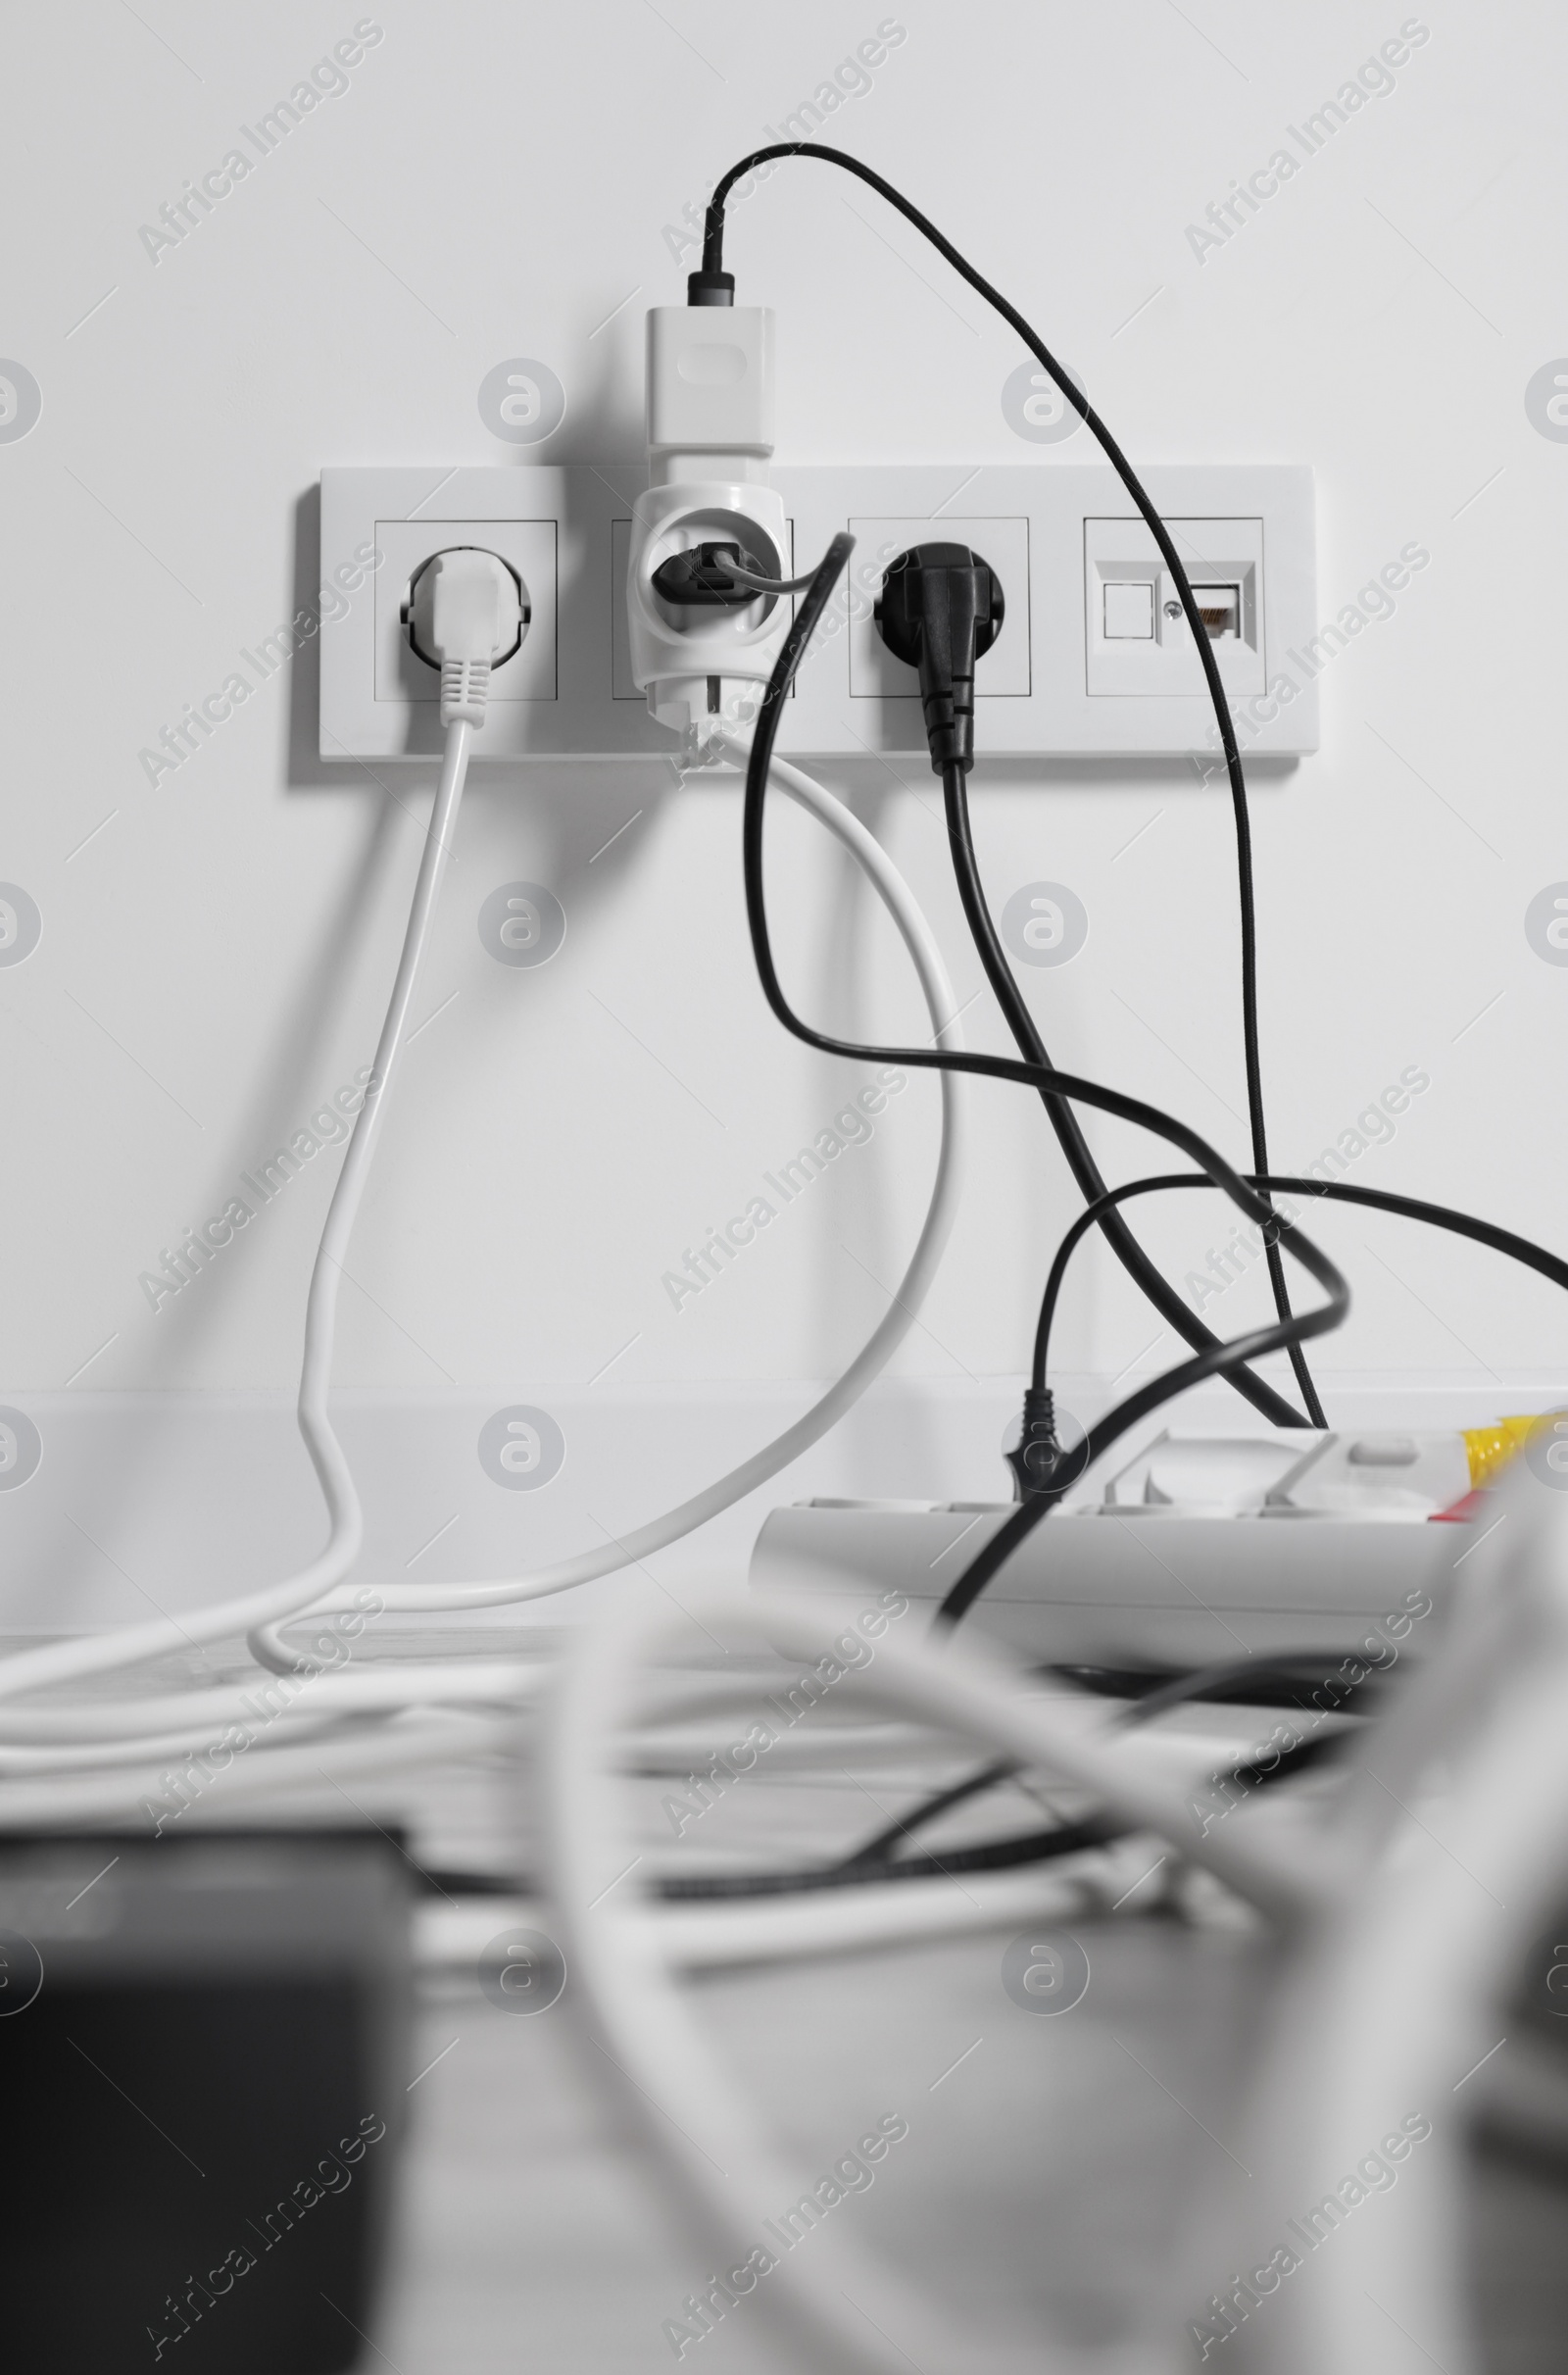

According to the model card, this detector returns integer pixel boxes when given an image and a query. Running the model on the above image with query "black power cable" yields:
[1054,1657,1392,1712]
[829,1653,1381,1882]
[656,1809,1121,1898]
[837,1756,1015,1871]
[943,1168,1568,1633]
[743,537,1347,1638]
[424,1655,1372,1905]
[699,159,1568,1650]
[696,141,1323,1429]
[660,1656,1357,1902]
[941,1173,1568,1634]
[1032,1170,1568,1396]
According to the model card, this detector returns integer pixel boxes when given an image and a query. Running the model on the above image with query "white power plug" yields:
[403,545,528,726]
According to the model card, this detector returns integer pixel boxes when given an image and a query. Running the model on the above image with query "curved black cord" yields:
[836,1755,1015,1870]
[983,1171,1568,1636]
[934,759,1308,1433]
[1106,1649,1385,1727]
[832,1650,1369,1876]
[658,1690,1352,1901]
[1032,1170,1568,1395]
[428,1658,1370,1905]
[434,1654,1369,1906]
[656,1810,1120,1897]
[744,537,1347,1643]
[1052,1657,1393,1712]
[699,141,1323,1427]
[943,1169,1568,1629]
[837,1650,1383,1879]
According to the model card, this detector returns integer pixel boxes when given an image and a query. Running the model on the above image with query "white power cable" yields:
[0,1658,549,1746]
[1220,1456,1568,2375]
[0,1709,504,1832]
[538,1580,1328,2375]
[0,735,962,1853]
[0,549,519,1721]
[0,717,470,1713]
[416,1848,1160,1977]
[245,738,964,1661]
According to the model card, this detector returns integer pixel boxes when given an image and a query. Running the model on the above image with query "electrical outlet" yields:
[319,463,1316,763]
[847,516,1032,698]
[321,465,650,763]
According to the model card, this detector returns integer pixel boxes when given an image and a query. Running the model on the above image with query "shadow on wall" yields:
[277,477,676,1014]
[283,322,644,801]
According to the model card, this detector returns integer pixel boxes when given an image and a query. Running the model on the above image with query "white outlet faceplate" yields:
[319,463,1317,762]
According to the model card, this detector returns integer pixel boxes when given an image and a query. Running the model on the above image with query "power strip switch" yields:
[625,304,792,755]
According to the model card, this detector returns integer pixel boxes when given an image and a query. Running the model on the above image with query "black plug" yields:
[651,541,764,609]
[873,542,1005,774]
[1004,1385,1066,1502]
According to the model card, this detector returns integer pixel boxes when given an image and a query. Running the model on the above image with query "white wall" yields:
[3,0,1566,1467]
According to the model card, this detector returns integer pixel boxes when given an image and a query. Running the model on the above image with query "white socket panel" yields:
[319,462,1316,763]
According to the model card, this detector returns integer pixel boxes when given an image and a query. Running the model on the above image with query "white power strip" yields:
[751,1427,1473,1669]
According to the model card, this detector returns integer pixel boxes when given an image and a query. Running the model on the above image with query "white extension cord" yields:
[539,1580,1326,2375]
[0,715,472,1721]
[0,551,511,1741]
[0,736,964,1814]
[1210,1450,1568,2375]
[247,733,965,1659]
[534,1486,1568,2375]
